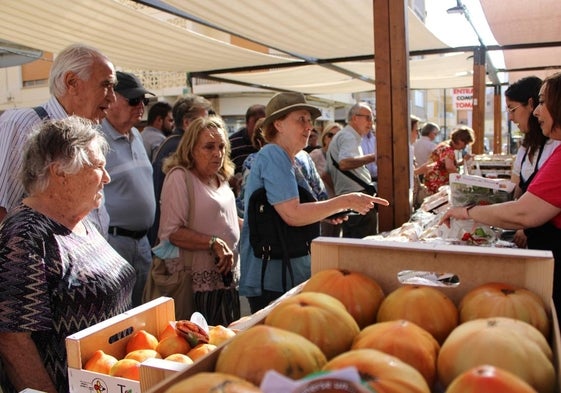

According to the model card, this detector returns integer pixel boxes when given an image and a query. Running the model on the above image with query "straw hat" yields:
[262,92,321,128]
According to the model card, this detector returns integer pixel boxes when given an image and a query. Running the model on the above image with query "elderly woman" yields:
[157,116,241,325]
[0,116,135,393]
[240,92,389,313]
[442,72,561,315]
[423,125,475,194]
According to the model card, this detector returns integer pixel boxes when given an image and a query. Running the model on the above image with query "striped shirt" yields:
[0,97,68,211]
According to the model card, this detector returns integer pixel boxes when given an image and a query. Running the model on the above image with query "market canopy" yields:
[0,0,559,93]
[0,40,43,68]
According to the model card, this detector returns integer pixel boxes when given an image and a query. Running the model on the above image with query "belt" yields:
[108,226,147,239]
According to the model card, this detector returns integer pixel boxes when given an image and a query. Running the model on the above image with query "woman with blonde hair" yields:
[157,116,241,325]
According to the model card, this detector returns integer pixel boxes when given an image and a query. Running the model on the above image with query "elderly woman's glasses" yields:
[127,97,150,107]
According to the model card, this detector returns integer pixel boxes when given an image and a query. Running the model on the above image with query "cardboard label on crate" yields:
[260,367,370,393]
[68,368,140,393]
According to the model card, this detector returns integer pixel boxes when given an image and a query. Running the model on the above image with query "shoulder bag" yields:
[247,185,320,291]
[142,167,195,320]
[330,154,377,195]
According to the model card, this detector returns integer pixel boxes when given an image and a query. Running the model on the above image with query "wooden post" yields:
[471,46,486,154]
[374,0,411,230]
[493,84,502,154]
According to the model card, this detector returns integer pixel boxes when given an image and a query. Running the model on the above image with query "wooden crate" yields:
[144,238,561,393]
[66,297,183,393]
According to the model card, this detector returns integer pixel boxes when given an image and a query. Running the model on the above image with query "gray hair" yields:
[347,102,372,122]
[420,122,440,136]
[172,94,213,129]
[20,116,108,195]
[49,43,112,97]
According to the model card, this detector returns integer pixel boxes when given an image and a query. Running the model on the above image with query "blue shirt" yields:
[101,120,156,230]
[240,144,312,297]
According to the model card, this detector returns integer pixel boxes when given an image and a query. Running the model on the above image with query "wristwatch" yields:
[209,235,218,250]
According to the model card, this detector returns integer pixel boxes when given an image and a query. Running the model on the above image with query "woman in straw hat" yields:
[239,92,389,313]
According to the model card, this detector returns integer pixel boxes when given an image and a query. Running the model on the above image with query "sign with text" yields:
[452,87,473,110]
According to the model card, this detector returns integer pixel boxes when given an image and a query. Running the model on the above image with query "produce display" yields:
[264,291,360,359]
[351,320,440,387]
[438,317,555,393]
[158,267,556,393]
[301,268,385,329]
[376,285,459,344]
[459,282,551,338]
[445,365,539,393]
[82,322,236,381]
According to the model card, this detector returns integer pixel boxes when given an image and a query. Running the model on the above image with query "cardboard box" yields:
[66,297,185,393]
[449,173,515,207]
[144,238,561,393]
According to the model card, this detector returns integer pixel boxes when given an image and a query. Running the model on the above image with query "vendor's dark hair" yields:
[505,76,545,159]
[543,72,561,133]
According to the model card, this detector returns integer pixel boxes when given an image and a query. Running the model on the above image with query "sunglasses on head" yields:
[126,97,150,106]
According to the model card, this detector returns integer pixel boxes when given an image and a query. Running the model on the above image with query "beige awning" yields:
[480,0,561,83]
[0,0,559,93]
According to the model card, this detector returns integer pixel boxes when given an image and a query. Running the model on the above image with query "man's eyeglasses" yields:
[355,114,374,121]
[506,104,522,114]
[127,97,150,107]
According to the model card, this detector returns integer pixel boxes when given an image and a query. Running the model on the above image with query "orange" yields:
[208,325,236,346]
[125,329,159,353]
[164,353,194,364]
[109,358,141,381]
[158,321,178,341]
[156,335,191,359]
[124,349,162,362]
[83,349,118,375]
[187,343,217,361]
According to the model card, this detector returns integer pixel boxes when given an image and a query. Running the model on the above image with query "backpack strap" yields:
[32,106,49,120]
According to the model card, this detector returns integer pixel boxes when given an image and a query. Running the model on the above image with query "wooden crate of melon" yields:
[145,237,560,393]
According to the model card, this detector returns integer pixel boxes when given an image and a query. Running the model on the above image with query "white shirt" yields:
[414,136,437,166]
[512,138,561,182]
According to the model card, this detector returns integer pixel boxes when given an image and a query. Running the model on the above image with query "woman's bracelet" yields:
[209,235,218,250]
[465,204,476,219]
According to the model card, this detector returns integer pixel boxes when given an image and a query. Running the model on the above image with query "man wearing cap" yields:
[327,102,378,238]
[101,71,156,307]
[0,43,116,229]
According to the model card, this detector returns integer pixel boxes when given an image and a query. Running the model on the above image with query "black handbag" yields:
[247,185,320,291]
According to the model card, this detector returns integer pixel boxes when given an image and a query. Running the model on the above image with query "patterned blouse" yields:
[0,204,135,393]
[423,141,457,194]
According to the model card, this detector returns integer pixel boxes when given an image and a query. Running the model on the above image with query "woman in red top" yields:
[423,126,475,194]
[442,72,561,314]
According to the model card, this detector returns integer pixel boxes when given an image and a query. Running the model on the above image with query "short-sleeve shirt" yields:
[413,136,437,166]
[141,126,166,161]
[0,97,67,211]
[101,120,156,230]
[423,141,456,194]
[229,127,258,174]
[240,144,312,297]
[527,144,561,229]
[0,204,135,393]
[512,139,561,182]
[327,125,372,195]
[158,168,240,292]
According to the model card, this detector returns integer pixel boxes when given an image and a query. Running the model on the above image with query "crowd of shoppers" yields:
[2,41,559,392]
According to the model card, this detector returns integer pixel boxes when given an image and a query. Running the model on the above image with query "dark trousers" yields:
[247,290,284,314]
[342,208,378,238]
